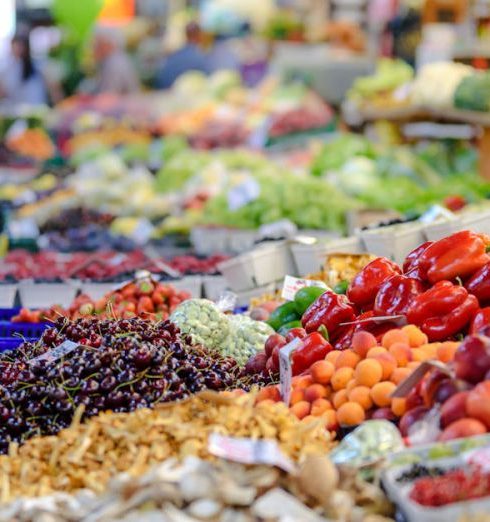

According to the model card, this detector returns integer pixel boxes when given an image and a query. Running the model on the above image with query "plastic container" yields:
[360,224,425,263]
[423,218,464,241]
[202,275,229,301]
[0,284,17,308]
[18,281,79,309]
[170,275,202,298]
[0,308,20,321]
[0,338,22,352]
[383,456,490,522]
[0,321,49,339]
[251,241,297,285]
[218,254,256,292]
[227,229,256,254]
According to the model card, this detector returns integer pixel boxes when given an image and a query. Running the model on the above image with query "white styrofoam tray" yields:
[218,254,256,292]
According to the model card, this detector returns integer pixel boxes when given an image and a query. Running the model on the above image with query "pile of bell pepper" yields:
[248,230,490,377]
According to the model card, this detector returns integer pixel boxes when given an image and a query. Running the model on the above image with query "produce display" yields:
[0,454,392,521]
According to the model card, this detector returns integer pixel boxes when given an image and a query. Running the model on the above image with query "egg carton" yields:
[18,280,80,308]
[0,284,17,308]
[360,223,425,264]
[290,236,363,275]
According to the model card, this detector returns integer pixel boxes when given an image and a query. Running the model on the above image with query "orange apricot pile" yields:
[256,325,460,431]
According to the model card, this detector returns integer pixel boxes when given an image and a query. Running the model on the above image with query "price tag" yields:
[279,338,302,406]
[208,433,296,473]
[281,275,329,301]
[227,177,260,211]
[29,340,80,366]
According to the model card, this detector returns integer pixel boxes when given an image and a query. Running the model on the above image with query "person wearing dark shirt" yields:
[155,22,209,89]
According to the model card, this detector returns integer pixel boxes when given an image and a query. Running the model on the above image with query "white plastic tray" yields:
[18,281,79,308]
[218,254,256,292]
[0,284,17,308]
[202,275,229,300]
[360,223,425,263]
[170,275,202,298]
[252,241,297,286]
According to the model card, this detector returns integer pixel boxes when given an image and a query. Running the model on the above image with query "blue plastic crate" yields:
[0,321,49,339]
[0,338,23,352]
[0,308,21,321]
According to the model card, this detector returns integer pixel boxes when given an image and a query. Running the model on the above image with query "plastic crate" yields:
[0,321,49,339]
[0,338,23,352]
[0,308,20,321]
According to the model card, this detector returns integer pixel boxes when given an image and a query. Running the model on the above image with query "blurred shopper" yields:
[206,33,240,74]
[0,33,47,105]
[91,27,140,94]
[155,22,209,89]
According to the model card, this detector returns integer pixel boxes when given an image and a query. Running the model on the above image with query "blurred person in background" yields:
[0,33,47,105]
[89,26,140,95]
[206,32,240,74]
[155,22,209,89]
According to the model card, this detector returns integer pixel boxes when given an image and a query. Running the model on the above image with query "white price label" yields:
[227,177,260,211]
[279,338,302,406]
[208,433,296,473]
[30,340,80,366]
[281,275,329,301]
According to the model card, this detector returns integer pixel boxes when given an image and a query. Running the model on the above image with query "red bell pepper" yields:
[347,257,401,309]
[403,241,433,275]
[333,324,355,351]
[292,332,332,375]
[466,262,490,305]
[301,290,356,337]
[470,308,490,334]
[406,280,479,341]
[374,274,424,317]
[417,231,490,285]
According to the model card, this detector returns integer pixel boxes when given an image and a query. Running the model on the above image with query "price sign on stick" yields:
[279,338,302,406]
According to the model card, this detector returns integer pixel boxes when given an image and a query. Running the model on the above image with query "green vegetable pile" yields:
[170,299,274,366]
[454,72,490,112]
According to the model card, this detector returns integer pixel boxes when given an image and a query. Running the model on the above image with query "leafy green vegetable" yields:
[454,72,490,112]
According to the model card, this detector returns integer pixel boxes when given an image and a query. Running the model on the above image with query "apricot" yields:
[304,384,328,402]
[348,386,373,410]
[354,359,383,387]
[290,388,306,406]
[346,379,357,392]
[337,401,366,426]
[411,348,430,363]
[389,342,412,367]
[419,343,438,359]
[391,397,407,417]
[331,367,354,391]
[382,329,410,349]
[311,398,333,416]
[373,352,397,380]
[310,360,335,384]
[367,346,388,358]
[290,400,311,420]
[402,324,428,347]
[370,381,396,408]
[323,409,338,430]
[257,386,281,403]
[332,389,349,409]
[352,331,377,358]
[325,350,342,366]
[335,350,361,369]
[437,341,459,363]
[292,375,313,389]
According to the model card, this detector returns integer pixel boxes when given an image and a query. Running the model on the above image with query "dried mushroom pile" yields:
[0,392,334,502]
[1,455,394,522]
